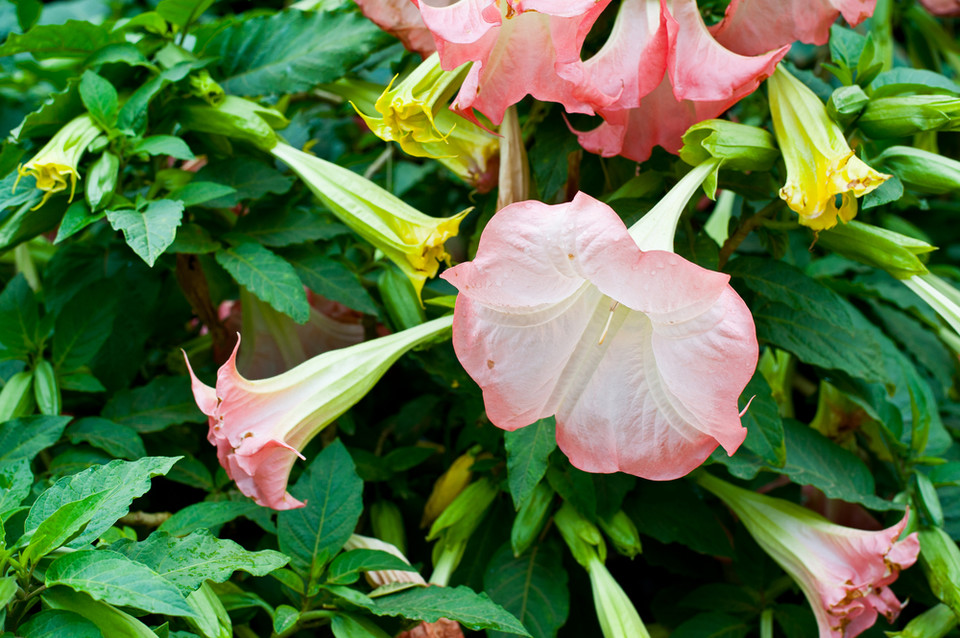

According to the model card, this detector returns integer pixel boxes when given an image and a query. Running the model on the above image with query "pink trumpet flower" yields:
[185,316,453,510]
[574,0,787,162]
[354,0,438,58]
[699,473,920,638]
[442,161,757,479]
[414,0,612,125]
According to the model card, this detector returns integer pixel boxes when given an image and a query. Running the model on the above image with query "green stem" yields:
[760,608,774,638]
[717,200,784,270]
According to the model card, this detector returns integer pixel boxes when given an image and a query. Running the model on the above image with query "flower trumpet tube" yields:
[184,315,453,510]
[442,160,758,479]
[271,142,469,298]
[698,472,920,638]
[14,114,102,209]
[767,66,890,231]
[334,55,499,191]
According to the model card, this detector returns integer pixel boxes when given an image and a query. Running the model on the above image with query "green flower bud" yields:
[370,501,407,555]
[874,146,960,195]
[188,70,226,107]
[817,221,934,279]
[427,477,497,585]
[827,85,870,129]
[919,527,960,618]
[84,151,119,211]
[33,359,60,416]
[679,120,778,198]
[178,96,288,151]
[185,581,231,638]
[510,481,554,557]
[885,603,958,638]
[858,95,960,138]
[0,370,35,421]
[598,511,642,559]
[553,502,605,570]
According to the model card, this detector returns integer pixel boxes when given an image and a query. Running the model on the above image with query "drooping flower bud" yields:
[873,146,960,195]
[426,477,498,586]
[768,66,890,231]
[14,114,103,209]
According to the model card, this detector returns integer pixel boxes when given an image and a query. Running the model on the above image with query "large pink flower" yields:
[573,0,787,162]
[414,0,611,125]
[441,173,757,478]
[185,316,453,510]
[699,473,920,638]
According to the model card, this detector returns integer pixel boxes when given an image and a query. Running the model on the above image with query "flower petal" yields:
[710,0,877,56]
[355,0,438,58]
[227,440,305,510]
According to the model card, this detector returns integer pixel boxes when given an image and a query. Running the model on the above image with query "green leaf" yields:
[156,0,215,27]
[117,61,206,136]
[729,258,883,382]
[627,481,734,557]
[325,549,416,586]
[16,0,41,31]
[194,158,293,207]
[42,588,160,638]
[505,418,557,510]
[0,415,70,463]
[55,201,104,244]
[79,71,118,129]
[484,541,569,638]
[22,490,111,565]
[279,440,363,576]
[46,550,196,618]
[106,200,184,267]
[165,455,215,491]
[206,9,389,96]
[331,614,391,638]
[12,80,83,142]
[86,43,151,68]
[110,529,288,594]
[157,500,267,537]
[273,605,299,634]
[0,459,32,520]
[736,373,784,467]
[59,372,106,393]
[167,223,222,253]
[236,208,350,247]
[66,418,146,460]
[365,586,530,635]
[672,612,749,638]
[169,182,236,208]
[53,282,117,370]
[0,274,40,359]
[0,192,68,253]
[101,376,205,433]
[26,456,180,547]
[18,610,104,638]
[216,243,309,323]
[290,254,378,316]
[871,68,960,98]
[132,136,195,161]
[546,461,596,522]
[0,21,122,59]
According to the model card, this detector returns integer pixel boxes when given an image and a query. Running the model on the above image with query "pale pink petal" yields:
[919,0,960,15]
[710,0,877,56]
[227,440,305,510]
[417,0,611,124]
[354,0,437,58]
[184,351,219,417]
[444,195,756,479]
[572,0,669,111]
[666,0,787,102]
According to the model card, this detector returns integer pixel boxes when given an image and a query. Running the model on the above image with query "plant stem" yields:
[717,200,784,269]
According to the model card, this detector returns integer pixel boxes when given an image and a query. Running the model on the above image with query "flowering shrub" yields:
[0,0,958,636]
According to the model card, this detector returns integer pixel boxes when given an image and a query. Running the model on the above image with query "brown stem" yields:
[717,200,784,270]
[563,149,582,203]
[175,253,233,363]
[118,511,172,527]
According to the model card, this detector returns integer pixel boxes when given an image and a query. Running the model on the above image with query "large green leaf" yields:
[12,80,84,141]
[0,459,32,520]
[194,157,292,207]
[365,585,530,635]
[110,529,287,594]
[42,588,160,638]
[0,415,71,463]
[0,21,122,59]
[45,550,196,618]
[21,490,111,565]
[290,254,378,316]
[627,481,734,557]
[26,456,180,547]
[117,62,206,135]
[66,418,146,460]
[0,274,40,359]
[79,71,118,129]
[106,200,184,267]
[52,281,117,371]
[279,440,363,576]
[100,376,205,433]
[156,0,215,27]
[325,549,417,586]
[484,541,569,638]
[18,609,104,638]
[157,500,268,537]
[216,242,309,323]
[205,9,390,96]
[235,208,348,247]
[505,418,557,510]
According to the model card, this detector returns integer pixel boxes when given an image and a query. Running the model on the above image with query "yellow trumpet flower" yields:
[14,114,102,209]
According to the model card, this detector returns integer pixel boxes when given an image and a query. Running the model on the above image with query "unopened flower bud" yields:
[680,120,779,197]
[510,481,554,557]
[827,85,870,129]
[598,510,642,559]
[885,603,958,638]
[422,450,478,527]
[817,221,934,279]
[371,500,407,555]
[858,95,960,139]
[427,478,497,585]
[920,526,960,617]
[178,96,288,151]
[874,146,960,194]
